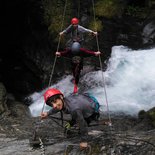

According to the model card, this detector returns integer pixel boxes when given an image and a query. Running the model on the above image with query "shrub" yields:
[88,19,103,32]
[95,0,124,18]
[126,6,149,18]
[41,0,72,41]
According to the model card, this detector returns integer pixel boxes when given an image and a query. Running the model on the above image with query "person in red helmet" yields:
[56,42,101,94]
[59,17,97,47]
[71,17,79,25]
[41,88,100,149]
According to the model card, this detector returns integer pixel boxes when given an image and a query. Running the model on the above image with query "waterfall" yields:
[29,46,155,117]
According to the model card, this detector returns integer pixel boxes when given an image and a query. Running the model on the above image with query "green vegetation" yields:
[88,0,125,32]
[148,108,155,127]
[94,0,124,18]
[94,0,149,19]
[138,110,146,120]
[138,107,155,127]
[41,0,72,41]
[126,6,149,18]
[89,19,103,32]
[41,0,150,42]
[90,144,102,154]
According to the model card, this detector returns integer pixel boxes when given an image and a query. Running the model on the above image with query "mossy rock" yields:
[94,0,124,18]
[0,82,7,114]
[138,107,155,127]
[88,19,103,32]
[138,110,146,120]
[125,6,149,18]
[41,0,72,41]
[147,107,155,127]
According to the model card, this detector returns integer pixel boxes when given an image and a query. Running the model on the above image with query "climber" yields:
[56,42,101,93]
[59,17,97,47]
[41,88,100,149]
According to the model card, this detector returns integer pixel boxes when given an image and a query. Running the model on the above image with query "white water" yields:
[29,46,155,117]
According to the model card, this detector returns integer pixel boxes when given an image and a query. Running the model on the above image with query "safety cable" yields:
[74,0,80,44]
[91,1,115,154]
[77,0,80,19]
[37,1,68,154]
[41,0,68,114]
[48,0,68,88]
[91,0,112,124]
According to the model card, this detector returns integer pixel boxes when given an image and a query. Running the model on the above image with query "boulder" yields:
[138,107,155,128]
[0,83,8,114]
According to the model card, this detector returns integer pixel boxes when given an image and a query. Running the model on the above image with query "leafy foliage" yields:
[41,0,72,41]
[88,19,103,32]
[138,107,155,127]
[126,6,149,18]
[94,0,124,18]
[148,108,155,127]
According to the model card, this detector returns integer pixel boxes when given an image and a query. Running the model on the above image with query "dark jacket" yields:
[47,93,100,140]
[59,48,97,57]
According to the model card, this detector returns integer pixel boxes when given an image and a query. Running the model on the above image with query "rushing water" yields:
[29,46,155,117]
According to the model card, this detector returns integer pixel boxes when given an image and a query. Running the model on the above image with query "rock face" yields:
[138,107,155,128]
[0,83,8,114]
[0,109,155,155]
[0,94,155,154]
[142,18,155,45]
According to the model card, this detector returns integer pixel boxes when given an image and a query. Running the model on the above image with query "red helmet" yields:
[44,88,63,103]
[71,17,79,25]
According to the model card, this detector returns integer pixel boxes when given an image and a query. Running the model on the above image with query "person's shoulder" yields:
[78,25,91,32]
[78,25,85,28]
[67,93,84,99]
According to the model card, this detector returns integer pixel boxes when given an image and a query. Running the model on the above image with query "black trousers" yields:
[84,112,100,126]
[71,60,83,85]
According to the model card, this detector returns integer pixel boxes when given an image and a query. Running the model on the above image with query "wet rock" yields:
[138,107,155,128]
[0,100,155,155]
[142,19,155,45]
[0,133,41,155]
[0,82,8,114]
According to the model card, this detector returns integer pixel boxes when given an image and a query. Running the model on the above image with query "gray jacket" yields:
[61,25,94,46]
[47,93,100,140]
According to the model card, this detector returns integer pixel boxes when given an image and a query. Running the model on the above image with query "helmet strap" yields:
[60,97,65,126]
[60,110,64,126]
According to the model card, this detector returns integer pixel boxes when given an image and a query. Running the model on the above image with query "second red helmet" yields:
[44,88,63,103]
[71,17,79,25]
